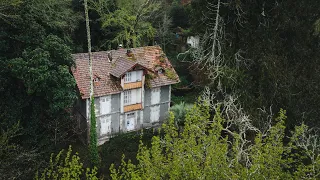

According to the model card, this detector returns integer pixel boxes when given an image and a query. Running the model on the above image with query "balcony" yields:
[124,103,142,112]
[123,81,142,90]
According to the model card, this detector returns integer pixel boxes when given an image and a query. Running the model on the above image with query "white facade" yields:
[100,95,111,115]
[124,70,143,83]
[151,87,161,105]
[100,115,111,135]
[124,88,141,105]
[85,70,172,145]
[187,36,200,48]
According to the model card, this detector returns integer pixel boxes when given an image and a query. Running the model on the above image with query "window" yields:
[158,69,164,74]
[124,71,143,83]
[125,72,132,82]
[124,89,142,106]
[94,78,99,82]
[135,70,142,81]
[126,112,135,119]
[124,90,132,105]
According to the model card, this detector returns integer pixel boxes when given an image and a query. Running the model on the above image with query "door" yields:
[150,105,160,123]
[100,115,111,136]
[126,112,135,131]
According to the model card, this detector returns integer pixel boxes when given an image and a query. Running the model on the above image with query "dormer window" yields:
[93,74,101,86]
[124,70,143,83]
[158,69,164,74]
[125,72,132,82]
[94,77,100,82]
[155,66,164,75]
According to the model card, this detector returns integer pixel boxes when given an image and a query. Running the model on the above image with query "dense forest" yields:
[1,0,320,179]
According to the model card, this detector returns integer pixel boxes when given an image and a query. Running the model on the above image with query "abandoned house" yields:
[72,46,180,145]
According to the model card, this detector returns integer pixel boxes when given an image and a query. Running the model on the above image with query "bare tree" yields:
[84,0,93,144]
[84,0,99,166]
[200,87,259,167]
[291,125,320,178]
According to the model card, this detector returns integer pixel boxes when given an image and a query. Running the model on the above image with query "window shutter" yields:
[136,88,141,103]
[100,96,111,115]
[150,105,160,123]
[132,71,136,82]
[130,89,137,104]
[151,87,161,105]
[136,70,142,81]
[100,115,111,135]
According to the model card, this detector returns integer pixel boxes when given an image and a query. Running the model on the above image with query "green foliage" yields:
[100,129,156,178]
[248,109,290,179]
[144,73,156,88]
[169,2,190,28]
[170,102,192,126]
[6,35,77,148]
[171,92,198,105]
[110,103,320,179]
[0,0,81,150]
[90,0,160,48]
[0,122,43,179]
[10,35,76,113]
[314,18,320,37]
[165,68,178,80]
[189,0,320,129]
[89,97,100,167]
[0,0,22,22]
[36,145,98,180]
[289,124,320,179]
[0,121,21,158]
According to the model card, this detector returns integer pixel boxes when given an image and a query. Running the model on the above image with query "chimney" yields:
[126,49,132,56]
[107,52,112,62]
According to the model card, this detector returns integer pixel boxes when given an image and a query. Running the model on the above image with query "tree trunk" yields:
[84,0,99,166]
[84,0,93,145]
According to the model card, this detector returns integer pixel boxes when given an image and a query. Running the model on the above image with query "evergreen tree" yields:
[110,103,320,179]
[35,145,98,179]
[90,0,161,48]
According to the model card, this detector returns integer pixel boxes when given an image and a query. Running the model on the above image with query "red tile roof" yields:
[109,57,137,78]
[72,46,179,99]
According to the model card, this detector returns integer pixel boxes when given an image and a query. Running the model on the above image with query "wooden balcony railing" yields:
[123,81,142,90]
[124,103,142,112]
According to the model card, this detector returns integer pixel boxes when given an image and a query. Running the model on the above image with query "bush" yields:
[35,145,98,180]
[110,103,320,179]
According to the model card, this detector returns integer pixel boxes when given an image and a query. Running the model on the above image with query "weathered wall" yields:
[144,87,152,106]
[142,85,170,126]
[111,113,120,134]
[93,93,121,140]
[160,85,170,102]
[160,103,169,122]
[94,85,172,145]
[143,106,151,123]
[142,103,169,125]
[144,85,170,106]
[111,93,121,112]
